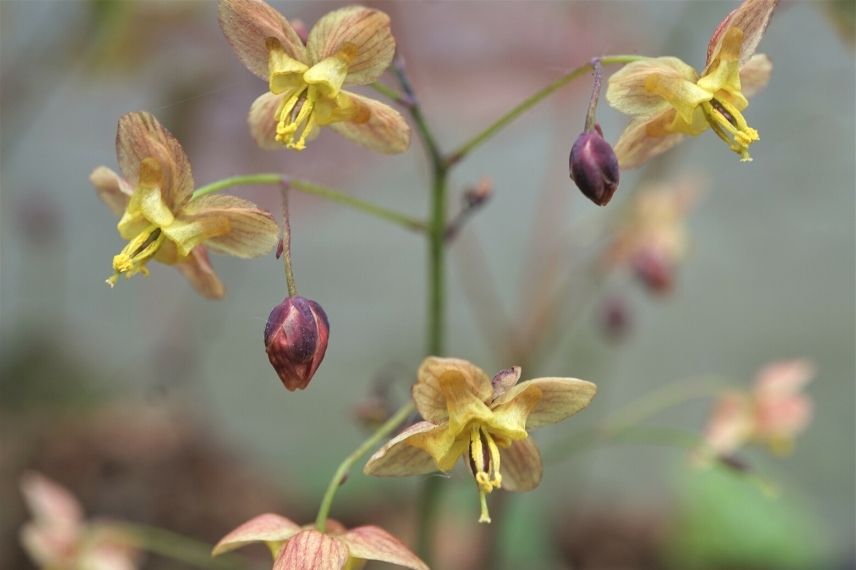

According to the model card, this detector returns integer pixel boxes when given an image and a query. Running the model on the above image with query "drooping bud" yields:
[569,127,620,206]
[630,247,674,295]
[264,296,330,391]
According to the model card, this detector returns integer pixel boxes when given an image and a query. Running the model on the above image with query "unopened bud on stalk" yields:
[569,126,620,206]
[264,296,329,391]
[631,247,673,295]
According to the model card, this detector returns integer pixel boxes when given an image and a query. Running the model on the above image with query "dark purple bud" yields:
[264,296,330,391]
[569,129,620,206]
[630,247,674,295]
[600,296,632,342]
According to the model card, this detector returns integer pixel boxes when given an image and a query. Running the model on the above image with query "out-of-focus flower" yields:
[19,472,138,570]
[212,513,428,570]
[569,126,620,206]
[606,0,777,167]
[364,358,596,523]
[218,0,410,153]
[264,296,330,391]
[91,112,279,298]
[702,359,815,459]
[602,180,698,295]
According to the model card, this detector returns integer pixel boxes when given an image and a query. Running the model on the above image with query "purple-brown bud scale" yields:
[569,128,620,206]
[264,296,330,391]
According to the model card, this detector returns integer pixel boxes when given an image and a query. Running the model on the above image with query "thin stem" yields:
[279,185,298,297]
[393,55,444,167]
[314,401,416,532]
[445,54,646,166]
[584,58,603,132]
[111,522,249,570]
[370,80,410,106]
[192,174,427,232]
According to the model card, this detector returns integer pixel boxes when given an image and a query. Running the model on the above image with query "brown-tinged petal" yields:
[706,0,778,67]
[491,366,522,400]
[249,91,285,150]
[494,378,597,429]
[704,391,754,456]
[174,246,226,300]
[739,53,772,98]
[500,437,543,492]
[90,166,132,216]
[606,57,698,118]
[176,194,280,258]
[20,472,82,530]
[413,357,492,423]
[613,112,686,170]
[328,92,410,154]
[306,6,394,85]
[116,112,194,211]
[363,421,440,477]
[213,513,301,556]
[339,526,428,570]
[219,0,307,79]
[274,529,348,570]
[753,359,815,398]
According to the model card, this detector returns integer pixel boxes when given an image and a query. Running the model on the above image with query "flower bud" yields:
[569,128,620,206]
[630,247,673,295]
[264,296,330,391]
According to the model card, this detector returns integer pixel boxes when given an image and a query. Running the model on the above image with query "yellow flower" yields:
[219,0,410,153]
[606,0,777,168]
[212,513,428,570]
[91,112,279,299]
[364,357,597,523]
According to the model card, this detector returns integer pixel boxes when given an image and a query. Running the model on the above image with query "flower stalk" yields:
[278,185,298,297]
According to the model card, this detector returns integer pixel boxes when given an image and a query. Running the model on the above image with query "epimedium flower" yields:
[606,0,777,168]
[364,357,597,523]
[19,472,139,570]
[91,112,279,298]
[212,513,428,570]
[701,359,815,461]
[219,0,411,153]
[601,179,699,295]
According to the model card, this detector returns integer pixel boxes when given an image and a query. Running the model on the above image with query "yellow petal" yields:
[487,384,541,439]
[698,28,746,104]
[268,44,310,94]
[493,378,596,429]
[413,357,492,424]
[179,194,279,258]
[218,0,308,80]
[172,246,226,300]
[304,55,350,99]
[248,91,285,150]
[499,438,543,492]
[645,72,713,126]
[274,530,348,570]
[306,6,395,86]
[339,526,428,570]
[363,421,442,477]
[606,57,698,117]
[328,92,411,154]
[739,53,772,98]
[135,158,175,227]
[116,112,194,212]
[161,214,231,258]
[706,0,778,67]
[90,166,132,217]
[212,513,301,556]
[613,111,686,170]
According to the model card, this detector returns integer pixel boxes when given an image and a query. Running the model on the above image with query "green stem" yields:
[315,401,415,532]
[279,187,298,297]
[112,522,249,569]
[192,174,427,232]
[445,55,646,166]
[370,80,409,106]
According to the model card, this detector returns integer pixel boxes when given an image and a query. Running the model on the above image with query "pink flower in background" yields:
[702,359,815,460]
[19,472,138,570]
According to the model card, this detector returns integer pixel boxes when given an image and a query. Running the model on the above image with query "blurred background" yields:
[1,1,853,569]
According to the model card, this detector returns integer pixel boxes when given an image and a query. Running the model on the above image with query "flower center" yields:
[107,224,165,286]
[467,425,503,524]
[700,97,759,162]
[274,85,319,151]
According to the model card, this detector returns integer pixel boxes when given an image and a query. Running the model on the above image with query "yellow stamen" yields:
[478,491,491,524]
[106,225,165,287]
[701,97,759,162]
[469,425,504,524]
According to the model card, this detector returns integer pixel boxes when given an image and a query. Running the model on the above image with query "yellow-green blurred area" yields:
[1,1,854,568]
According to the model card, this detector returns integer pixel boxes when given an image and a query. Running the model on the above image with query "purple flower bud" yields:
[264,296,330,391]
[630,247,674,295]
[569,128,620,206]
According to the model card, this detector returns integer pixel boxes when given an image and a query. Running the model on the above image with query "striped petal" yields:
[339,526,428,570]
[274,530,348,570]
[328,92,410,154]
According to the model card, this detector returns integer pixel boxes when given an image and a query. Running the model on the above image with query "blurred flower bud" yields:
[630,247,674,295]
[264,296,330,391]
[569,128,620,206]
[464,178,493,209]
[600,296,632,342]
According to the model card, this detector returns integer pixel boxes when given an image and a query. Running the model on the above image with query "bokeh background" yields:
[1,1,853,569]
